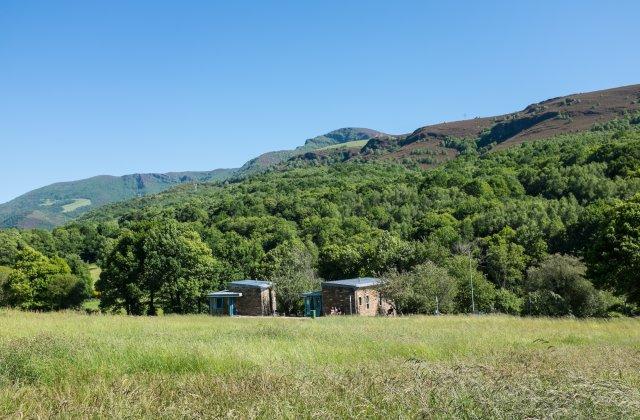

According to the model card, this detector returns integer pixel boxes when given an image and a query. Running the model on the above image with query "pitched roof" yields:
[228,279,273,289]
[322,277,382,289]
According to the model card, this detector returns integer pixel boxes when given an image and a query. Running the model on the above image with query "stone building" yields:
[303,277,394,317]
[208,280,276,316]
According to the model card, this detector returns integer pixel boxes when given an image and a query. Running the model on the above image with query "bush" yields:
[383,262,457,314]
[0,266,14,306]
[44,274,92,310]
[446,255,497,313]
[525,290,567,316]
[526,254,603,317]
[494,288,523,315]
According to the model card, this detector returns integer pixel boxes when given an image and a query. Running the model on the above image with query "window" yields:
[365,295,370,309]
[379,293,383,305]
[215,298,223,309]
[358,296,362,306]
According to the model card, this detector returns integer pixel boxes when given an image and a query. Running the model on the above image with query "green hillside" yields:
[3,84,638,230]
[0,128,385,229]
[236,127,385,175]
[2,90,640,317]
[51,125,638,318]
[0,169,234,229]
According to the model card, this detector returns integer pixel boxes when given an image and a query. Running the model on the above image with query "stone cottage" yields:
[303,277,394,316]
[208,280,276,316]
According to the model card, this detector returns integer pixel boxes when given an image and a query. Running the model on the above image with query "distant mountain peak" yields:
[3,84,639,230]
[300,127,385,150]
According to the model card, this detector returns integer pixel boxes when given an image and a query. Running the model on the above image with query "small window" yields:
[365,295,370,309]
[215,298,223,309]
[358,296,362,306]
[379,294,383,305]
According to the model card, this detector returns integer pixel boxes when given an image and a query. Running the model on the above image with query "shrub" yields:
[0,266,12,305]
[44,274,92,310]
[526,254,603,317]
[446,255,497,313]
[383,262,457,314]
[494,288,523,315]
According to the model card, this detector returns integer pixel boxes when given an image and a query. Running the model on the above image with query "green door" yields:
[314,296,323,316]
[228,297,236,316]
[304,297,311,316]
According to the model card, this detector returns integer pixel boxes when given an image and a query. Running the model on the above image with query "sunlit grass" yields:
[317,140,369,151]
[0,310,638,418]
[61,198,91,213]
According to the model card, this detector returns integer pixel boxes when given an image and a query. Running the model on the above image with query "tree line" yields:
[1,126,639,316]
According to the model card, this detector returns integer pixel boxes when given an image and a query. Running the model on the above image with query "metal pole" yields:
[349,295,353,315]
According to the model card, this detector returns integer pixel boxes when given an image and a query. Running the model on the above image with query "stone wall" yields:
[322,286,356,315]
[323,286,394,316]
[228,286,275,316]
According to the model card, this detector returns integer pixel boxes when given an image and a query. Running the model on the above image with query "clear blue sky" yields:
[1,0,639,203]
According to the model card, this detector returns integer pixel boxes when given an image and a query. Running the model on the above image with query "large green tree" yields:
[97,230,146,315]
[482,227,527,290]
[526,254,606,317]
[144,220,220,314]
[584,195,640,305]
[257,240,319,315]
[97,221,219,315]
[2,246,90,310]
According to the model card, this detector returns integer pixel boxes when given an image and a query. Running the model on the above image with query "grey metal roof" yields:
[207,290,242,297]
[228,279,272,289]
[301,290,322,297]
[322,277,382,289]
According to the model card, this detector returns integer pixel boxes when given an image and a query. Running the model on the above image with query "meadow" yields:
[0,311,639,419]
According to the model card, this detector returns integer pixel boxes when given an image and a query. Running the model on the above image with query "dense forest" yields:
[1,121,640,317]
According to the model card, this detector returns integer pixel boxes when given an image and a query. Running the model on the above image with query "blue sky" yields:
[1,0,639,203]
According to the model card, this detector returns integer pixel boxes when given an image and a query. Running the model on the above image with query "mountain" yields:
[237,127,386,175]
[289,84,640,169]
[0,128,385,229]
[0,170,234,229]
[2,84,639,229]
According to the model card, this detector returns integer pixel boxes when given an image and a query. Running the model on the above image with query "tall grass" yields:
[0,310,639,418]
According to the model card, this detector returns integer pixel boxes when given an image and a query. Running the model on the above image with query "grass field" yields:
[0,311,639,418]
[61,198,92,213]
[317,140,369,151]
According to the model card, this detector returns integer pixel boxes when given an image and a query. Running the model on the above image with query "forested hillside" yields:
[4,84,638,231]
[0,170,234,229]
[0,128,384,230]
[2,117,640,316]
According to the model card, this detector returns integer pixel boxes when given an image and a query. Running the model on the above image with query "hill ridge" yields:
[2,83,639,229]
